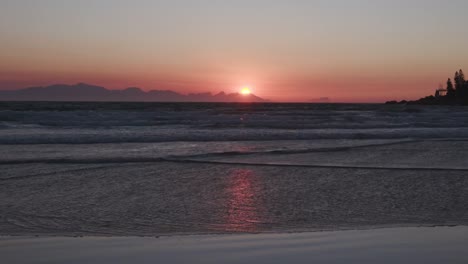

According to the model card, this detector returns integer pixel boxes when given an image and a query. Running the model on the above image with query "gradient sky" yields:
[1,0,467,102]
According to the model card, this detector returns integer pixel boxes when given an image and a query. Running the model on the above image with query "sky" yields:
[1,0,467,102]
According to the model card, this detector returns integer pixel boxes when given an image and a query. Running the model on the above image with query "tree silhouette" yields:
[460,70,467,101]
[455,70,466,98]
[387,68,468,105]
[455,70,468,102]
[446,78,455,98]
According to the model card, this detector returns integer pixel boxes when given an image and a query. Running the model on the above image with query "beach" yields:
[3,0,468,262]
[1,103,468,262]
[2,227,468,264]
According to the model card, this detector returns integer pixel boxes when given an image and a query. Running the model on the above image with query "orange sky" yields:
[0,67,453,102]
[1,1,467,102]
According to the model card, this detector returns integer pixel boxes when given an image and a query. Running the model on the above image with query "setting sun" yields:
[240,87,252,95]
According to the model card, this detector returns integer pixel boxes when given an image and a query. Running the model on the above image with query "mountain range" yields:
[0,83,267,102]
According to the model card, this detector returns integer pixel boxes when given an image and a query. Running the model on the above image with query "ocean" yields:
[1,102,468,236]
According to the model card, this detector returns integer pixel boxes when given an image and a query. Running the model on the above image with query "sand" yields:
[2,227,468,264]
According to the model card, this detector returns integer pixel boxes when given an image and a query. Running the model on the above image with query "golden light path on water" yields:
[225,169,262,233]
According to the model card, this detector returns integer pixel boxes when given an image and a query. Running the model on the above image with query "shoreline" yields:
[1,223,466,239]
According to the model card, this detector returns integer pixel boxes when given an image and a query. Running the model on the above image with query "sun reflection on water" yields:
[225,169,262,232]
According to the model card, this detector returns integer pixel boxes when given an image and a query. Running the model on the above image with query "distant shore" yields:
[387,69,468,105]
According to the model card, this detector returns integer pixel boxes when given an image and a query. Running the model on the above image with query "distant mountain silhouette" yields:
[0,83,267,102]
[309,97,330,103]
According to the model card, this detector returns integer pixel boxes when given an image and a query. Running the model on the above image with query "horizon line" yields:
[0,82,407,103]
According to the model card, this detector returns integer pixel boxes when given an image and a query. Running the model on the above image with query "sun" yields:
[240,87,252,95]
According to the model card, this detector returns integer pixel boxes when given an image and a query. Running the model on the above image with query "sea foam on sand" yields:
[1,227,468,264]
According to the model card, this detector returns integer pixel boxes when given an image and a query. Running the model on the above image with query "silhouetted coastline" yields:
[387,69,468,105]
[0,83,267,103]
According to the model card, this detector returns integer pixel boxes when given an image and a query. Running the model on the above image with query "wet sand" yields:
[2,227,468,264]
[2,161,468,236]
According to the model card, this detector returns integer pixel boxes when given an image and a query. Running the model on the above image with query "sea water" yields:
[1,102,468,236]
